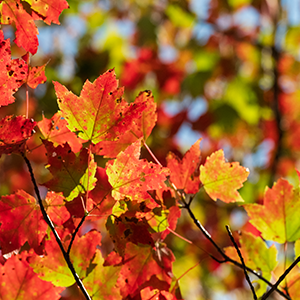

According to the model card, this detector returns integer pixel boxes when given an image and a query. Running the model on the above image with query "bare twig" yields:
[22,153,91,300]
[261,255,300,300]
[143,140,290,299]
[183,200,290,300]
[226,225,257,300]
[67,213,87,255]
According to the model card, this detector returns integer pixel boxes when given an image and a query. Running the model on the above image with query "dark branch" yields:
[22,153,91,300]
[67,213,87,255]
[261,255,300,300]
[183,200,290,300]
[226,225,257,300]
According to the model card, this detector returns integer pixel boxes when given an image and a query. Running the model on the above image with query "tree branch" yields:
[67,213,87,255]
[261,255,300,300]
[183,199,290,300]
[22,153,91,300]
[226,225,257,300]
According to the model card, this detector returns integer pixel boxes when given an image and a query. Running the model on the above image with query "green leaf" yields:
[83,250,121,299]
[244,179,300,243]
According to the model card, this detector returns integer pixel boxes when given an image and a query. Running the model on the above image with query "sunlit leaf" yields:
[0,253,63,299]
[106,140,169,201]
[167,138,201,194]
[0,115,36,157]
[0,31,28,106]
[38,112,83,153]
[0,190,47,254]
[43,141,97,201]
[200,149,249,203]
[31,230,101,287]
[54,69,148,154]
[0,0,39,54]
[224,231,277,297]
[244,178,300,243]
[83,249,121,300]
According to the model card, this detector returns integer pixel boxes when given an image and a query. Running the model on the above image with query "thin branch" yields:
[22,153,91,300]
[67,213,87,255]
[183,201,290,300]
[226,225,257,300]
[142,141,289,299]
[261,255,300,300]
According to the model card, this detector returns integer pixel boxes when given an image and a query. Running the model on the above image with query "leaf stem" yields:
[22,153,91,300]
[143,140,163,167]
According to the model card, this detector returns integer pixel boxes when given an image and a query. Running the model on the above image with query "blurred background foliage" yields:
[2,0,300,299]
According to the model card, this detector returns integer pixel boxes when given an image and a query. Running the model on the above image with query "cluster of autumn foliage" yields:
[1,0,300,299]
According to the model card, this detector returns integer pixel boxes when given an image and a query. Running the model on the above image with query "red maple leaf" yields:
[106,140,169,201]
[45,191,70,226]
[167,138,202,194]
[54,69,152,157]
[0,190,48,254]
[0,31,28,106]
[31,230,101,286]
[1,0,39,54]
[43,141,97,201]
[26,64,47,89]
[0,253,63,299]
[91,89,157,157]
[29,0,69,25]
[0,115,36,157]
[88,167,115,218]
[117,243,174,298]
[38,112,83,153]
[107,212,154,257]
[0,0,68,54]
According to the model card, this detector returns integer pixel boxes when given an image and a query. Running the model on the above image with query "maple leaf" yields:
[31,230,101,287]
[244,178,300,243]
[167,138,201,194]
[224,231,277,297]
[23,0,69,25]
[43,141,97,201]
[91,89,157,157]
[0,115,36,157]
[83,249,121,300]
[0,0,39,54]
[116,243,174,298]
[26,64,47,89]
[141,287,177,300]
[0,190,48,254]
[88,167,115,218]
[199,149,249,203]
[106,140,169,201]
[106,212,154,256]
[45,191,70,226]
[160,206,181,241]
[38,111,83,153]
[0,31,28,106]
[0,253,63,299]
[54,69,150,156]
